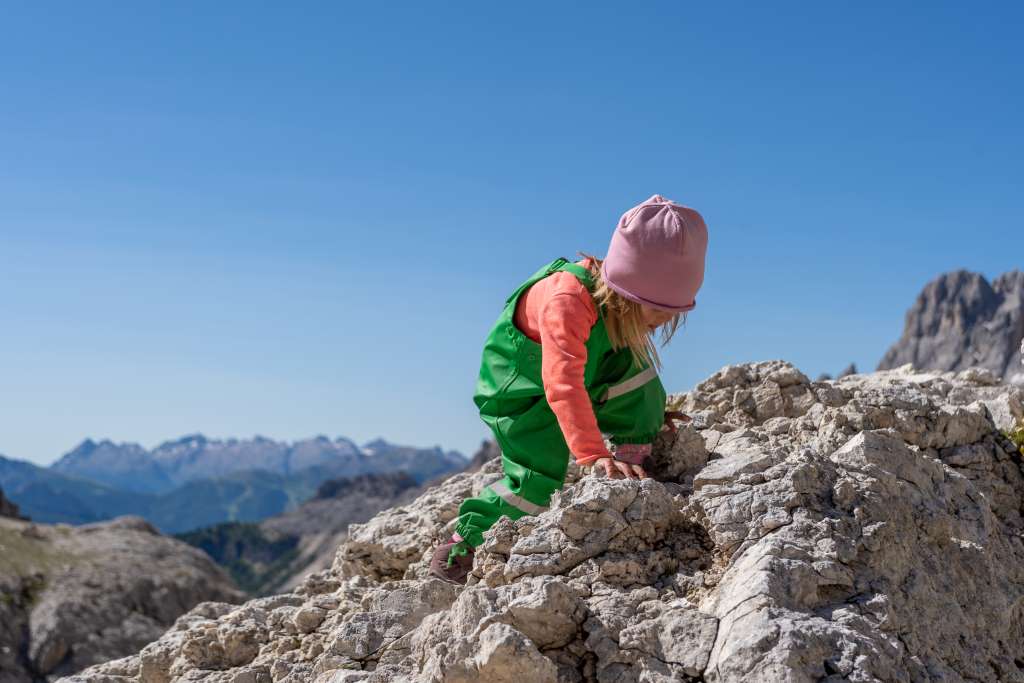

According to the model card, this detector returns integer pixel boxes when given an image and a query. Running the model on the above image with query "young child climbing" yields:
[429,193,709,585]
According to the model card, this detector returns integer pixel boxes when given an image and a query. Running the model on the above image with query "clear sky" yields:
[2,2,1022,467]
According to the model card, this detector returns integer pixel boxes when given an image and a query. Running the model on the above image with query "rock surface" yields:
[878,269,1024,384]
[0,515,244,682]
[63,361,1024,682]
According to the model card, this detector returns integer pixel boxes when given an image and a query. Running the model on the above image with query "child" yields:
[429,194,709,585]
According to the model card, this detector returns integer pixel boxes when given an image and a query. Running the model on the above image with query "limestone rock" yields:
[0,515,243,683]
[65,361,1024,682]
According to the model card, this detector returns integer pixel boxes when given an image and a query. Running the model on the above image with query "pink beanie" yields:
[600,194,708,312]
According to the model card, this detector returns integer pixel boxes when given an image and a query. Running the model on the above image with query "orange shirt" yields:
[512,258,611,465]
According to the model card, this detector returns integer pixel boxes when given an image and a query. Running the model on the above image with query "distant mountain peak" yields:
[361,438,397,456]
[878,268,1024,383]
[59,437,144,463]
[157,433,209,449]
[70,437,98,454]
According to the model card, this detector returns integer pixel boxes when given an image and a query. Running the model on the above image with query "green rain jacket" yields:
[473,256,668,467]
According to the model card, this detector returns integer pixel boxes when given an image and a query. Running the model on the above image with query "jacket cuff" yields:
[575,451,610,467]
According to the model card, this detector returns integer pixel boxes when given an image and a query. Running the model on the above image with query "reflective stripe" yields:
[488,481,549,515]
[602,366,658,402]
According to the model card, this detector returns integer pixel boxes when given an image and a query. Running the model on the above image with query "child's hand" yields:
[662,410,692,434]
[591,456,647,480]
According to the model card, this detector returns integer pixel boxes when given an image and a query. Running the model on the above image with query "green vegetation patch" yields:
[1006,419,1024,457]
[175,521,300,595]
[0,523,76,577]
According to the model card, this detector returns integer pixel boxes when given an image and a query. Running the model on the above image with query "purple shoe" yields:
[428,536,475,585]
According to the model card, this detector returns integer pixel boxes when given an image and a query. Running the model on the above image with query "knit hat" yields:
[600,194,708,312]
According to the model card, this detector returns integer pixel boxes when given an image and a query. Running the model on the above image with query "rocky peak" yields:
[878,268,1024,383]
[67,438,98,457]
[994,269,1024,297]
[68,360,1024,682]
[155,432,209,450]
[361,437,391,454]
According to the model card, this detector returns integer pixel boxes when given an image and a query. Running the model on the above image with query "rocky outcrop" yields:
[64,361,1024,682]
[879,269,1024,384]
[0,485,27,520]
[0,514,244,682]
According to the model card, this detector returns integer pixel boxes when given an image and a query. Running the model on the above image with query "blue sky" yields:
[1,2,1021,466]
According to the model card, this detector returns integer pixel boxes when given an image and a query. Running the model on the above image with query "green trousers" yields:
[453,257,667,548]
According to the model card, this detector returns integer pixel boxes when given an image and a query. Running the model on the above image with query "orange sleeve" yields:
[536,283,612,466]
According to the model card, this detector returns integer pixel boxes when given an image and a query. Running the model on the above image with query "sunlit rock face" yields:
[67,361,1024,682]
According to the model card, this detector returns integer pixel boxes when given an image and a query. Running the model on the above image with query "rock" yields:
[647,424,709,483]
[66,361,1024,682]
[293,606,327,634]
[471,623,559,683]
[617,601,718,677]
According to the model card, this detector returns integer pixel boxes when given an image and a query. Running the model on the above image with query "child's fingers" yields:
[662,410,693,433]
[593,457,644,480]
[615,461,637,480]
[601,458,619,479]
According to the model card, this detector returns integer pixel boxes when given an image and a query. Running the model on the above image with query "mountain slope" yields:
[0,485,27,520]
[175,470,426,596]
[0,514,243,682]
[0,454,152,525]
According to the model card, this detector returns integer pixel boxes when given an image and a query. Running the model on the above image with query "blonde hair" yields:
[576,250,686,372]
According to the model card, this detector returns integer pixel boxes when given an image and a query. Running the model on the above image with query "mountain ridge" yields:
[49,433,447,495]
[2,436,466,533]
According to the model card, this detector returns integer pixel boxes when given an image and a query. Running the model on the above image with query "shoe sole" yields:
[428,568,467,586]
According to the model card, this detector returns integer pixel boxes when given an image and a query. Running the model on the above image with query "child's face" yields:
[639,304,675,332]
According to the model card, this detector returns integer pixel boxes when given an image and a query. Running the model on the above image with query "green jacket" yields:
[473,256,667,461]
